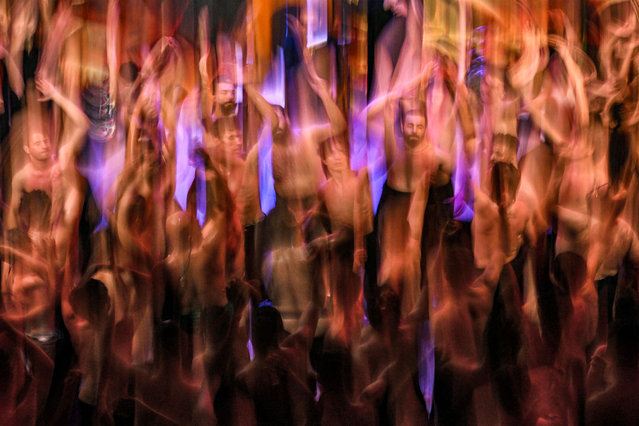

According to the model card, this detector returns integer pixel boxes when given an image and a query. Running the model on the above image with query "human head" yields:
[24,131,51,163]
[491,133,518,165]
[320,138,349,178]
[69,275,111,326]
[400,99,426,149]
[252,304,285,356]
[489,160,520,209]
[213,116,242,155]
[213,75,236,117]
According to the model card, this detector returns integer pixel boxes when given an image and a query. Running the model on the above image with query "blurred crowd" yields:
[1,0,639,425]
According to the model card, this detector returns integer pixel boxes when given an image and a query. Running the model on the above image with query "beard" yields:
[404,135,420,147]
[220,101,236,116]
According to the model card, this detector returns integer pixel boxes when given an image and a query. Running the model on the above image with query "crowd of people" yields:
[1,0,639,424]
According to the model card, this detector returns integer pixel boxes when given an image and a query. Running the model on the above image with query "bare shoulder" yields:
[11,166,28,188]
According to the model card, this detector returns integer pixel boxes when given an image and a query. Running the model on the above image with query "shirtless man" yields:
[472,157,535,281]
[205,116,245,200]
[3,63,88,335]
[159,151,241,371]
[312,139,373,343]
[378,97,451,314]
[8,76,88,264]
[176,10,241,222]
[241,18,345,332]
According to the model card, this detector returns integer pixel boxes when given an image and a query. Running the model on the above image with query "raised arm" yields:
[383,96,398,169]
[36,6,76,82]
[35,76,89,171]
[244,82,279,131]
[198,6,214,120]
[107,0,120,106]
[287,15,347,143]
[548,36,589,131]
[303,73,347,143]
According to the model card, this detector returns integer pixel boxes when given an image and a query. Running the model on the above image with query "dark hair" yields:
[252,304,284,356]
[489,161,520,206]
[213,116,239,139]
[69,277,110,324]
[119,62,140,83]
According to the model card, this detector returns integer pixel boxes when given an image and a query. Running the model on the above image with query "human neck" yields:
[330,168,350,182]
[405,139,426,152]
[30,157,52,172]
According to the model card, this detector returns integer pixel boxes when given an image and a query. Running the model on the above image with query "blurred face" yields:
[402,113,426,148]
[215,81,236,116]
[221,127,242,156]
[26,132,51,162]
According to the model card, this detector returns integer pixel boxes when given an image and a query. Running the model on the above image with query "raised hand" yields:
[35,76,59,102]
[198,7,210,81]
[286,14,306,48]
[38,5,75,81]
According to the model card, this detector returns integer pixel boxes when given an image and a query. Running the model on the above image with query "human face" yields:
[402,113,426,148]
[215,82,236,116]
[325,143,348,175]
[221,128,242,156]
[26,132,52,162]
